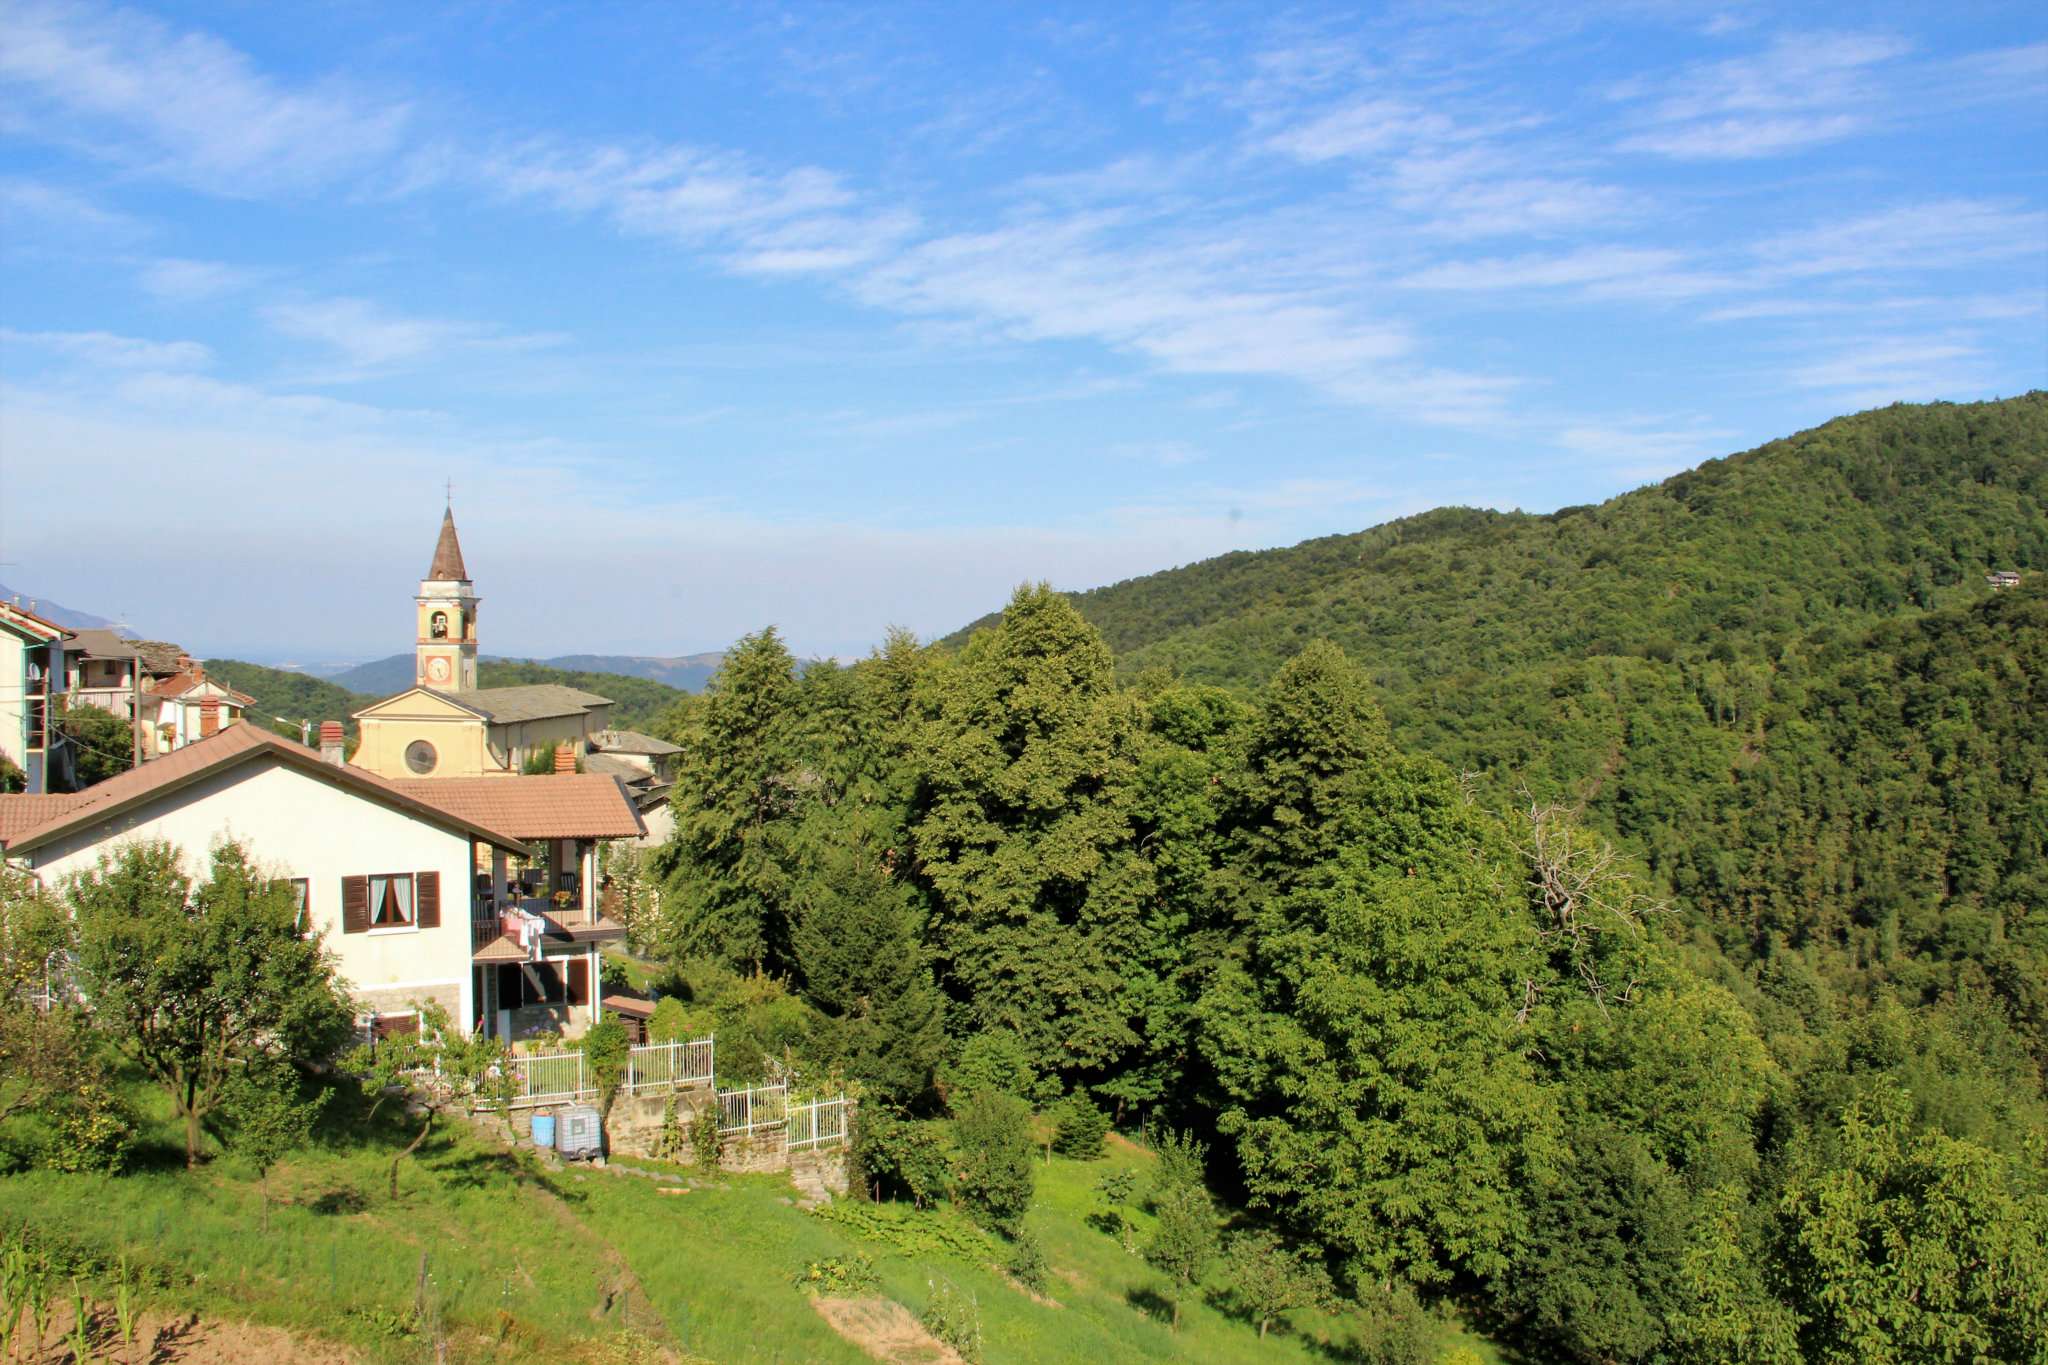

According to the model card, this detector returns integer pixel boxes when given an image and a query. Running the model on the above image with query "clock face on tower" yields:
[426,655,451,684]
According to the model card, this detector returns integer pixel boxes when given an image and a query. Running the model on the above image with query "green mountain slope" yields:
[215,658,686,738]
[955,395,2046,692]
[203,660,375,742]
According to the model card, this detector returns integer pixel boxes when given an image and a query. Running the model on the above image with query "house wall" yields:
[0,631,64,791]
[19,756,481,1031]
[0,631,27,778]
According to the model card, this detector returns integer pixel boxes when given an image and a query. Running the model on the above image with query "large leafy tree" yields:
[70,840,353,1167]
[1777,1087,2048,1364]
[1203,850,1555,1288]
[656,627,805,973]
[910,584,1154,1084]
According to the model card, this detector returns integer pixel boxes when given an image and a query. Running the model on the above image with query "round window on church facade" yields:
[404,740,438,775]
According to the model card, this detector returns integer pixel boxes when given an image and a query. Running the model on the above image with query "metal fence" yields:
[504,1036,714,1110]
[715,1082,848,1150]
[788,1094,849,1150]
[717,1081,787,1134]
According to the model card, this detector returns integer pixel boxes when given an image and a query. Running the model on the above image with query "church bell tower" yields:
[416,506,479,692]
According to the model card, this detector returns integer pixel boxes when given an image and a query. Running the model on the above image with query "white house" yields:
[0,723,640,1041]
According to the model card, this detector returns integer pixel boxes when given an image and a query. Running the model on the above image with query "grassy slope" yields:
[1,1084,1503,1363]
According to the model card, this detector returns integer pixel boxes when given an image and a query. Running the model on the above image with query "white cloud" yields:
[1,327,210,369]
[1752,199,2048,279]
[1612,31,1908,160]
[137,257,261,303]
[0,175,144,237]
[262,297,563,375]
[0,0,412,192]
[1554,419,1738,482]
[1787,338,1988,403]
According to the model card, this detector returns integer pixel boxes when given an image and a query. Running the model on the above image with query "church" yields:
[350,508,616,781]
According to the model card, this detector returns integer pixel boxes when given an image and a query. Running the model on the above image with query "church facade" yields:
[351,509,614,781]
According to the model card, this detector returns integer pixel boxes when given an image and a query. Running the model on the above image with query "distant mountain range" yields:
[318,652,727,695]
[0,583,126,633]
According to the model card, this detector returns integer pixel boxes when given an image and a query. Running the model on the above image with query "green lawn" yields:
[0,1081,1511,1363]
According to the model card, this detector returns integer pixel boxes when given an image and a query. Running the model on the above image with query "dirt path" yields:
[17,1302,359,1365]
[810,1296,962,1365]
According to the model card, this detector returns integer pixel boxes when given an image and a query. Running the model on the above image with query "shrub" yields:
[942,1030,1043,1102]
[1006,1230,1050,1295]
[954,1090,1034,1237]
[792,1252,879,1296]
[919,1277,983,1364]
[854,1110,952,1209]
[1051,1094,1109,1159]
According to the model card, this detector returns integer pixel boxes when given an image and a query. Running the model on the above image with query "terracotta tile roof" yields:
[602,993,656,1018]
[0,601,68,643]
[0,794,95,843]
[428,507,470,581]
[0,723,529,854]
[389,774,646,841]
[152,669,255,705]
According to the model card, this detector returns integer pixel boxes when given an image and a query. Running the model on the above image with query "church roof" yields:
[427,507,469,581]
[438,683,614,724]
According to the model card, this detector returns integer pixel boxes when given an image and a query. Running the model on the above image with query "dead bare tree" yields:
[1514,794,1671,1013]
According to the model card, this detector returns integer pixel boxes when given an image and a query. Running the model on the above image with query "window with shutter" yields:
[566,958,590,1006]
[342,876,370,933]
[416,871,441,928]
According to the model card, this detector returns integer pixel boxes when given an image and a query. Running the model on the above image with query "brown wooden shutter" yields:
[415,871,441,928]
[342,876,370,933]
[565,958,590,1006]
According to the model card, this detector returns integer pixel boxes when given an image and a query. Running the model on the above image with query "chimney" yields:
[319,721,345,766]
[553,744,576,774]
[199,695,220,737]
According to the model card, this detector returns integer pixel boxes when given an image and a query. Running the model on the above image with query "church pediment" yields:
[353,687,490,722]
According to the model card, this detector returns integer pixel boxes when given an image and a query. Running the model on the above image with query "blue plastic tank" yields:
[531,1113,557,1148]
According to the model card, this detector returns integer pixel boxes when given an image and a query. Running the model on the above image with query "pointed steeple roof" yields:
[427,507,469,581]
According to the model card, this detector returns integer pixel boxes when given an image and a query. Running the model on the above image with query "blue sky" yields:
[1,1,2043,664]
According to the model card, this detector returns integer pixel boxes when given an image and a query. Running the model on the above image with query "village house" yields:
[0,721,641,1041]
[0,600,70,794]
[350,509,617,780]
[1987,569,2023,589]
[146,662,253,755]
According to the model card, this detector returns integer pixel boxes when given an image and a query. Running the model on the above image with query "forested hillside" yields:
[203,659,374,741]
[624,586,2048,1363]
[958,396,2046,689]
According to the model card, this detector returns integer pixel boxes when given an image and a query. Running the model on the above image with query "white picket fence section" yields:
[715,1082,848,1150]
[788,1094,849,1150]
[505,1036,713,1110]
[717,1081,787,1134]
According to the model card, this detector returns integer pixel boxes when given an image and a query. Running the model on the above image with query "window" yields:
[370,873,414,928]
[342,871,439,934]
[405,739,438,774]
[430,610,449,639]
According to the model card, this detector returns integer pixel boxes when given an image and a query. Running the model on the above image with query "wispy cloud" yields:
[262,297,563,376]
[0,175,145,238]
[1,326,210,369]
[1751,199,2048,279]
[1787,338,1990,404]
[0,0,411,192]
[1612,32,1908,159]
[136,257,264,303]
